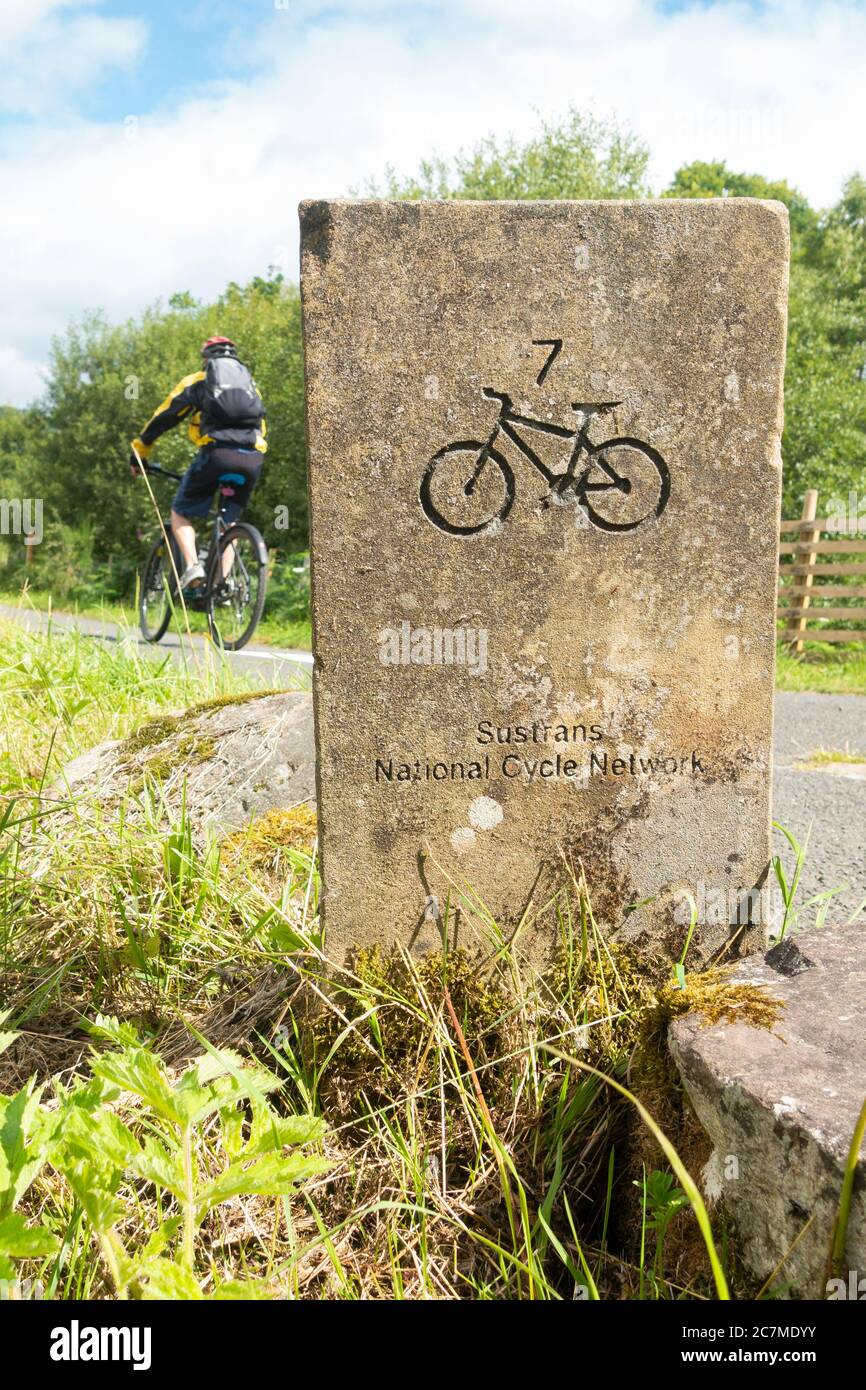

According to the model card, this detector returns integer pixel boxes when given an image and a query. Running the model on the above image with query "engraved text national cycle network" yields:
[373,719,709,785]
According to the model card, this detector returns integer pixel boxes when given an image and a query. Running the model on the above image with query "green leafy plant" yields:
[49,1017,329,1299]
[0,1012,61,1284]
[638,1168,688,1288]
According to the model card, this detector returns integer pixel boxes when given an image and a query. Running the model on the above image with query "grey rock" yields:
[49,692,316,840]
[669,921,866,1297]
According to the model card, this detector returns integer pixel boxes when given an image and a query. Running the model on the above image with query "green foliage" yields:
[7,271,307,573]
[1,1013,327,1300]
[2,623,834,1299]
[264,550,310,625]
[0,1014,60,1281]
[665,160,866,516]
[636,1168,688,1290]
[0,405,44,500]
[378,107,650,201]
[783,177,866,511]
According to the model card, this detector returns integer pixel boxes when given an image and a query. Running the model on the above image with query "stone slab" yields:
[669,921,866,1298]
[300,198,789,965]
[50,692,316,839]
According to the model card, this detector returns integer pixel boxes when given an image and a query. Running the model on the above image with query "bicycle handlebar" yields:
[141,462,182,483]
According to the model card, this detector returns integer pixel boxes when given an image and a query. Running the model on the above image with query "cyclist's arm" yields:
[251,379,268,454]
[131,370,205,459]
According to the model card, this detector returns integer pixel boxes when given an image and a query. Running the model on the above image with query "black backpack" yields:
[201,355,263,430]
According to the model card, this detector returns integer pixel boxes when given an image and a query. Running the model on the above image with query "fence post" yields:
[789,488,819,653]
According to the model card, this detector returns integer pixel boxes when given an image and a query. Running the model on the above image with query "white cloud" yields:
[0,1,145,116]
[1,0,864,405]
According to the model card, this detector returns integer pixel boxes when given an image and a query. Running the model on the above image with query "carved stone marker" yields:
[300,199,789,967]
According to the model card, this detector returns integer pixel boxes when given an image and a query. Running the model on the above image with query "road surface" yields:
[773,691,866,927]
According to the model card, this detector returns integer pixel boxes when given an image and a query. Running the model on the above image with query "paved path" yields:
[773,691,866,927]
[0,602,313,688]
[1,604,863,922]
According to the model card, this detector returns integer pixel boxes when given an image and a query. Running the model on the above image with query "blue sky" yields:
[1,0,864,405]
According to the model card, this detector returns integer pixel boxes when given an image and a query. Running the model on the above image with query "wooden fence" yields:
[778,488,866,650]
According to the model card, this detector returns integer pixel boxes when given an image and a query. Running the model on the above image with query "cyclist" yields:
[130,336,267,590]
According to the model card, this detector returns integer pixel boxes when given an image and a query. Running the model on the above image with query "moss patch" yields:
[137,732,218,784]
[186,688,285,718]
[121,714,184,759]
[120,716,220,790]
[118,689,285,766]
[660,972,784,1032]
[222,805,317,868]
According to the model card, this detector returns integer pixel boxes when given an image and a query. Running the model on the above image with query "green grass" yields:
[776,642,866,694]
[0,620,844,1302]
[0,616,267,793]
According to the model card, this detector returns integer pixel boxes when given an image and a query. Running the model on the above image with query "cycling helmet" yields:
[201,335,238,358]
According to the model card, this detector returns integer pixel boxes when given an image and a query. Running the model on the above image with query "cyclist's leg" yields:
[170,511,198,570]
[171,451,215,581]
[209,448,262,580]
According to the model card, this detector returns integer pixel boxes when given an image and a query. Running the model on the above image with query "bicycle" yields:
[420,388,671,537]
[137,463,268,651]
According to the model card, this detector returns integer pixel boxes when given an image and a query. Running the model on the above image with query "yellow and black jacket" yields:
[132,369,267,459]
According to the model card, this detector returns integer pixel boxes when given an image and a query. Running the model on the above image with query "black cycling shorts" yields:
[172,446,262,524]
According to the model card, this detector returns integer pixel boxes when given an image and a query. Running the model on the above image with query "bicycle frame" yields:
[143,463,237,597]
[474,389,625,495]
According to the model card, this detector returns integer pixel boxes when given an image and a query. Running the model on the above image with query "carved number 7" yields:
[532,338,562,387]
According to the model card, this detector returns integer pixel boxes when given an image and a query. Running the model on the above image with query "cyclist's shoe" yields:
[179,562,205,590]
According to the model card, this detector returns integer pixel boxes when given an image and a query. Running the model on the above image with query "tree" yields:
[378,108,650,201]
[21,273,308,579]
[11,120,866,582]
[665,161,866,515]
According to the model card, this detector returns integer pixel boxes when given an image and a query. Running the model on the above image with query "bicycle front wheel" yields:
[138,534,176,643]
[206,523,268,651]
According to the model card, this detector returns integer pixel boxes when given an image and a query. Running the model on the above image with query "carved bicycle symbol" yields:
[420,361,671,539]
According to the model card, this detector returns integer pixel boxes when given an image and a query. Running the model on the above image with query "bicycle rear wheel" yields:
[420,442,515,536]
[138,533,176,643]
[206,522,268,651]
